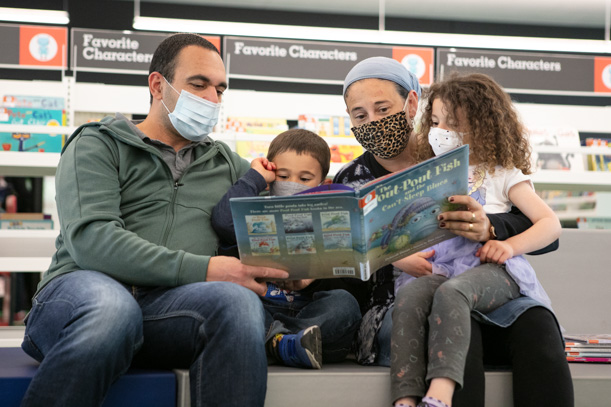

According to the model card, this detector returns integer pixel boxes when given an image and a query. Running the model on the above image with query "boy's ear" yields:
[322,178,333,185]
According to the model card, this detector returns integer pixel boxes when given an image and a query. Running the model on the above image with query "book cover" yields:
[566,356,611,363]
[230,145,469,280]
[0,213,49,220]
[527,127,584,171]
[0,219,54,230]
[564,334,611,344]
[0,106,67,153]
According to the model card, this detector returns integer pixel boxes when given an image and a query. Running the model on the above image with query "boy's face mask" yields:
[350,99,412,159]
[428,127,463,156]
[269,181,317,196]
[161,76,220,142]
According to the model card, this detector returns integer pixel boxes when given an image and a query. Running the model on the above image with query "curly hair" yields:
[415,73,532,175]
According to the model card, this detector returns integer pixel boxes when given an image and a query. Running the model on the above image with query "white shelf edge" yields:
[0,151,60,176]
[0,257,50,272]
[0,124,77,135]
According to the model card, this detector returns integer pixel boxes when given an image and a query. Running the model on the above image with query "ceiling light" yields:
[0,7,70,25]
[133,16,611,54]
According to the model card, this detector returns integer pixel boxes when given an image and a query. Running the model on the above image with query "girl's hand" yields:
[250,157,277,184]
[477,240,514,264]
[392,250,434,278]
[438,195,492,242]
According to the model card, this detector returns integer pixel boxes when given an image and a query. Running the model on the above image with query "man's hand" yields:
[477,240,514,264]
[207,256,289,296]
[392,250,434,278]
[438,195,492,242]
[250,157,277,184]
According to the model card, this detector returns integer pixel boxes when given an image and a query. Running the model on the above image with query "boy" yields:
[212,129,361,369]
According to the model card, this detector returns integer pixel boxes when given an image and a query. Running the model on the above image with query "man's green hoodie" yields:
[37,115,250,294]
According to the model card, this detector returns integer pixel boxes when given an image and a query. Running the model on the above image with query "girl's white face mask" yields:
[428,127,463,156]
[161,76,221,142]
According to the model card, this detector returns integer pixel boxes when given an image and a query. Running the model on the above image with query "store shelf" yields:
[532,170,611,192]
[0,229,56,272]
[0,151,60,176]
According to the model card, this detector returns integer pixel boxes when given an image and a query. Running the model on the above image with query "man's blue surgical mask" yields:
[161,76,220,142]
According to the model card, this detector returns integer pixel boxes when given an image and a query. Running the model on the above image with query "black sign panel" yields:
[437,48,594,93]
[224,37,434,85]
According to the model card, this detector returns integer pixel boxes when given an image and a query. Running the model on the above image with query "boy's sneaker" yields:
[269,325,322,369]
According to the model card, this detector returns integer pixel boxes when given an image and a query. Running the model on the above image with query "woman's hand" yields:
[438,195,492,242]
[392,250,434,278]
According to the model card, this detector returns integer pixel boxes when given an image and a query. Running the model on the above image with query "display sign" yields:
[71,28,221,74]
[223,37,434,86]
[437,48,611,95]
[0,23,67,69]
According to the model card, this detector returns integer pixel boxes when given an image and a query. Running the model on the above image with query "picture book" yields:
[564,334,611,344]
[566,356,611,363]
[229,145,469,280]
[527,127,584,172]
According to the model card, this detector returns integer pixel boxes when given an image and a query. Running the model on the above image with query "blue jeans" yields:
[21,270,268,407]
[263,289,361,363]
[375,305,393,367]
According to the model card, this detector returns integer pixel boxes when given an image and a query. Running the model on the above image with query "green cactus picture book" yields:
[230,145,469,280]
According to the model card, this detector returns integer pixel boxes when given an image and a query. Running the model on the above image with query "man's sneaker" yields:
[270,326,322,369]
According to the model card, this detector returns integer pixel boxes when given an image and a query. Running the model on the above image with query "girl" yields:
[390,73,562,407]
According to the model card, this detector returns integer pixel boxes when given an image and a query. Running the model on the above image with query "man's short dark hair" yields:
[148,33,220,103]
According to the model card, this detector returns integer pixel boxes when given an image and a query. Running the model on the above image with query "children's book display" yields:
[230,145,469,281]
[584,137,611,172]
[298,114,363,163]
[227,116,288,159]
[0,213,54,229]
[527,127,584,172]
[564,334,611,363]
[0,95,67,153]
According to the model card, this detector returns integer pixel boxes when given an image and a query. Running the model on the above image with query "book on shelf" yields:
[564,334,611,363]
[0,219,54,230]
[229,145,469,281]
[226,117,288,135]
[2,95,65,110]
[584,138,611,172]
[298,114,363,163]
[566,356,611,363]
[0,98,67,153]
[0,213,51,220]
[227,116,288,160]
[577,217,611,230]
[527,127,584,172]
[564,334,611,344]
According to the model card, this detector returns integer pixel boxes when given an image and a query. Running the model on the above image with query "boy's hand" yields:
[477,240,514,264]
[278,279,314,291]
[251,157,277,184]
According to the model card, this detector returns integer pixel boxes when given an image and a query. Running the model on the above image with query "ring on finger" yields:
[469,223,473,231]
[471,212,476,222]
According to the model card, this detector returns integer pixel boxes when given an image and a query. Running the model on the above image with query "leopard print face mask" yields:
[351,110,413,159]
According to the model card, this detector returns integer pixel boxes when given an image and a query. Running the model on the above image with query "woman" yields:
[332,57,573,406]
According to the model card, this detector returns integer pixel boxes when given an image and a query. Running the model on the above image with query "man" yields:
[20,33,289,407]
